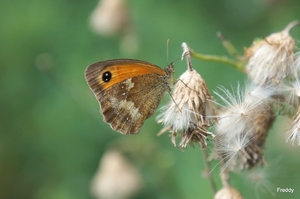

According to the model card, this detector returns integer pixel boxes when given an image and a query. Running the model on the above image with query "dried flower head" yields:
[214,84,274,137]
[158,69,215,148]
[91,150,142,199]
[213,84,275,171]
[90,0,131,36]
[214,185,244,199]
[287,106,300,145]
[157,43,215,149]
[215,128,265,171]
[245,21,299,86]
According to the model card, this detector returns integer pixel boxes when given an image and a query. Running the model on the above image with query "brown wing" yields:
[85,59,166,99]
[85,59,172,134]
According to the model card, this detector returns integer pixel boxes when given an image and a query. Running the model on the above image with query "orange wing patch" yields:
[98,62,166,91]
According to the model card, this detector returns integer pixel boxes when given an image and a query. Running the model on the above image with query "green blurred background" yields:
[1,0,300,198]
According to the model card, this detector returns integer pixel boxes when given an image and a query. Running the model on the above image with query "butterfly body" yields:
[85,59,174,134]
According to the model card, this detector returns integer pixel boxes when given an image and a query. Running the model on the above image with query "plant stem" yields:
[190,50,245,72]
[220,169,230,187]
[217,32,241,61]
[202,149,217,194]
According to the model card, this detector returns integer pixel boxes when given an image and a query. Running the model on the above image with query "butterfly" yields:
[85,59,174,134]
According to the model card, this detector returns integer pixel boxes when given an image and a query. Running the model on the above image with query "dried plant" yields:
[156,20,300,198]
[157,43,216,149]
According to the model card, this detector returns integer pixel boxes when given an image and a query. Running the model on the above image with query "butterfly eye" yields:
[102,71,112,82]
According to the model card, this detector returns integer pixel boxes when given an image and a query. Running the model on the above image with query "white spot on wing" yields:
[124,79,134,90]
[110,97,141,121]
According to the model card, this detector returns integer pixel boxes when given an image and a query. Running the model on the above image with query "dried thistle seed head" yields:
[91,150,142,199]
[214,128,264,171]
[213,84,275,137]
[214,185,244,199]
[216,104,274,171]
[213,84,275,171]
[245,22,297,86]
[287,106,300,145]
[90,0,131,36]
[157,69,215,149]
[214,106,274,171]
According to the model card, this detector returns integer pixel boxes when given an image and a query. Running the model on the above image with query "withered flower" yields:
[90,0,131,36]
[91,150,142,199]
[213,84,275,171]
[245,21,299,86]
[157,43,215,149]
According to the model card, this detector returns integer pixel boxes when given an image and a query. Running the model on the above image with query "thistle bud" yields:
[214,185,244,199]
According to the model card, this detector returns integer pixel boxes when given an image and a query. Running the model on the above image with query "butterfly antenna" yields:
[166,39,170,65]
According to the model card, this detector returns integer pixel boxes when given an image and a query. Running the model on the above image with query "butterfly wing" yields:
[85,59,172,134]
